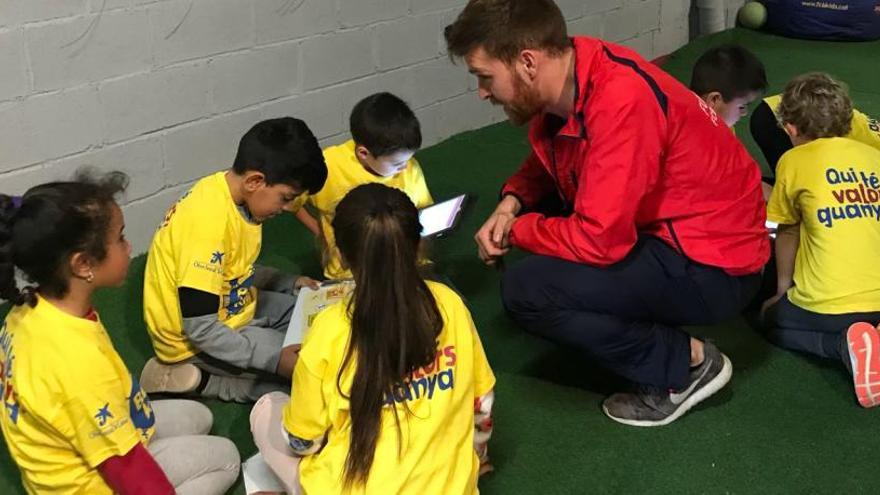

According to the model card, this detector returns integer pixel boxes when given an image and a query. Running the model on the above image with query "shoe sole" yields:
[602,354,733,427]
[140,357,201,395]
[846,322,880,408]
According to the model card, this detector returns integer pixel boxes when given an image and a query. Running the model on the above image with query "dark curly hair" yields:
[0,170,129,306]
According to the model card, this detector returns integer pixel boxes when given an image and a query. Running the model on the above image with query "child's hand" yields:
[276,344,302,378]
[294,276,320,291]
[760,292,785,322]
[761,181,773,202]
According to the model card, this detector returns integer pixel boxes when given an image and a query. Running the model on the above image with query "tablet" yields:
[419,194,467,238]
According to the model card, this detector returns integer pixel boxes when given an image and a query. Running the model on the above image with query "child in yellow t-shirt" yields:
[0,172,239,494]
[759,73,880,408]
[751,93,880,176]
[288,92,433,280]
[250,184,495,494]
[141,118,327,403]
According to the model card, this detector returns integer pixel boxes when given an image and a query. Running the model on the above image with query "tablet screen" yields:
[419,194,466,237]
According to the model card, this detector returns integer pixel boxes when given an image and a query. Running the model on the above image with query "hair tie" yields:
[10,196,22,211]
[370,202,394,217]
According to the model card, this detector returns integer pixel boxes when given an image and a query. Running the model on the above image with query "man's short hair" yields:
[444,0,570,63]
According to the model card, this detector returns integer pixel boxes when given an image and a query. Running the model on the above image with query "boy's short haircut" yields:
[232,117,327,193]
[777,72,853,140]
[444,0,569,63]
[349,92,422,157]
[689,44,768,101]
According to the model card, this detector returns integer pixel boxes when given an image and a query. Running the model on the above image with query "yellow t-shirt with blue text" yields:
[765,94,880,151]
[144,171,262,363]
[767,137,880,313]
[289,140,433,279]
[0,296,155,494]
[283,281,495,494]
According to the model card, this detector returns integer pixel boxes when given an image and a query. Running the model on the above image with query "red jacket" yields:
[504,37,770,276]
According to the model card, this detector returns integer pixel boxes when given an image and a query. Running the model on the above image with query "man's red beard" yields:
[501,73,543,126]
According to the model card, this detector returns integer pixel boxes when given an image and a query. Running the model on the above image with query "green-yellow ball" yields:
[738,2,767,29]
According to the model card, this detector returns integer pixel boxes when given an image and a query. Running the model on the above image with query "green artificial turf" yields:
[3,28,880,494]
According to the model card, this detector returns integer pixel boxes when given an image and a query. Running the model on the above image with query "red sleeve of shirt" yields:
[510,86,665,265]
[98,443,175,495]
[501,150,556,209]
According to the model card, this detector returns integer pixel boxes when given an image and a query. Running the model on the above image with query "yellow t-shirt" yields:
[283,281,495,494]
[764,94,880,151]
[290,140,433,279]
[144,171,262,363]
[768,137,880,313]
[0,296,155,494]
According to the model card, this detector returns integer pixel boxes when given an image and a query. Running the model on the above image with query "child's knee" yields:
[249,391,289,432]
[210,436,241,474]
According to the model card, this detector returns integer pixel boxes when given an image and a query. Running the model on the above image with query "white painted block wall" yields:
[0,0,704,254]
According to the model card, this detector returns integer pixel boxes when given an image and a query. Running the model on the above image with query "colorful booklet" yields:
[283,280,355,346]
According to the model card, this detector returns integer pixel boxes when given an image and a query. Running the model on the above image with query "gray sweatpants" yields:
[149,399,240,495]
[184,266,298,403]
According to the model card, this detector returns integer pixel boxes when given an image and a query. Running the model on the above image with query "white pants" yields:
[148,399,241,495]
[249,392,302,494]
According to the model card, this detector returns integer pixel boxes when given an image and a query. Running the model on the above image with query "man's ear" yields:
[516,49,539,82]
[242,171,267,192]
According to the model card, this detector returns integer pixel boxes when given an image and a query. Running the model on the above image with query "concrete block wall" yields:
[563,0,692,62]
[0,0,699,254]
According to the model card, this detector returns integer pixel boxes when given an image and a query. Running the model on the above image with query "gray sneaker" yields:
[602,341,732,427]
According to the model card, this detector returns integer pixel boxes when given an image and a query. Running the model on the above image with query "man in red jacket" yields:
[445,0,770,426]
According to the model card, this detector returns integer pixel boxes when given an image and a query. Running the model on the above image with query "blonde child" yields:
[760,73,880,407]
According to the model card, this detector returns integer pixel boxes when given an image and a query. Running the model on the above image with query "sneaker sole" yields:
[846,322,880,408]
[602,354,733,427]
[140,357,201,395]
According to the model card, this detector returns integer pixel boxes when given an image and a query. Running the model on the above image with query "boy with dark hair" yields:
[761,73,880,408]
[689,44,768,128]
[289,92,433,280]
[141,117,328,403]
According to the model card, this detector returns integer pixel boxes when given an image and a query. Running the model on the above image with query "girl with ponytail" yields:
[250,183,495,494]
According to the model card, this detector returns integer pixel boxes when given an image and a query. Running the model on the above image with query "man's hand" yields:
[475,195,521,266]
[276,344,302,378]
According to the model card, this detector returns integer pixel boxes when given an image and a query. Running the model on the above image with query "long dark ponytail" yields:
[0,170,128,306]
[331,183,443,487]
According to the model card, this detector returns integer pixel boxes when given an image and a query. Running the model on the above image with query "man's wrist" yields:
[497,194,522,215]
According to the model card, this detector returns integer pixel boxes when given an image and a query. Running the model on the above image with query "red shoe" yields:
[846,322,880,408]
